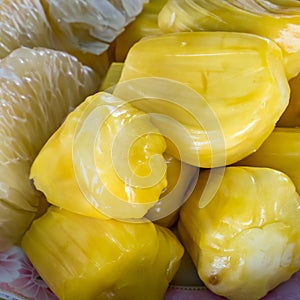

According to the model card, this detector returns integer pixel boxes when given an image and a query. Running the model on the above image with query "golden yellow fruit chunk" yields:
[0,47,100,251]
[22,206,184,300]
[30,91,167,220]
[115,31,289,168]
[99,62,199,226]
[235,127,300,193]
[179,166,300,300]
[158,0,300,78]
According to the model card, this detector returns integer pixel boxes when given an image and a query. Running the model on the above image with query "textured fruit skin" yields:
[158,0,300,79]
[30,91,167,220]
[41,0,148,55]
[0,0,54,58]
[22,206,184,300]
[235,127,300,194]
[0,47,100,251]
[0,0,148,75]
[116,31,289,168]
[179,166,300,300]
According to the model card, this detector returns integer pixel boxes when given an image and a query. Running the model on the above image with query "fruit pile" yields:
[1,1,300,300]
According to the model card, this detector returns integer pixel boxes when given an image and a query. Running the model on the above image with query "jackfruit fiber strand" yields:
[0,47,100,251]
[0,0,54,58]
[0,0,148,75]
[40,0,149,55]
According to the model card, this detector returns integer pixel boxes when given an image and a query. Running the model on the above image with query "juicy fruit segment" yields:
[116,31,289,167]
[158,0,300,78]
[0,0,54,58]
[22,206,184,300]
[41,0,148,55]
[40,0,149,74]
[115,0,167,61]
[178,166,300,300]
[235,127,300,193]
[0,0,147,74]
[99,62,199,226]
[0,47,100,251]
[30,91,167,220]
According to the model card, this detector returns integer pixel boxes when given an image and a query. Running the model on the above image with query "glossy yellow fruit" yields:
[278,73,300,126]
[115,31,289,168]
[235,127,300,193]
[30,91,167,220]
[178,166,300,300]
[115,0,167,61]
[22,206,184,300]
[0,47,100,252]
[99,62,199,227]
[158,0,300,78]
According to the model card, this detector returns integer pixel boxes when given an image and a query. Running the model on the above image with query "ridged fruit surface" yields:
[22,206,184,300]
[116,31,289,167]
[158,0,300,78]
[179,166,300,300]
[0,47,100,251]
[30,91,167,220]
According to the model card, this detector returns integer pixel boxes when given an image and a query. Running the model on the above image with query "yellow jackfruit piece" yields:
[114,31,289,168]
[30,91,167,220]
[178,166,300,300]
[158,0,300,78]
[235,127,300,194]
[22,206,184,300]
[99,62,199,226]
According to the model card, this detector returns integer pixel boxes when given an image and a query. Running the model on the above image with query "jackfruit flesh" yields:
[22,206,184,300]
[178,166,300,300]
[30,91,167,220]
